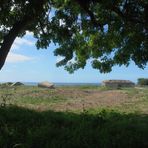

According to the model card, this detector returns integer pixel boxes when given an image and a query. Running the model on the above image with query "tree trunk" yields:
[0,18,30,70]
[0,0,46,70]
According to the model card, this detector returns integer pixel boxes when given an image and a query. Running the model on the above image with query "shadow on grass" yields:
[0,106,148,148]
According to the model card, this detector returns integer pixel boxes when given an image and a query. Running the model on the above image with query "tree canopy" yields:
[0,0,147,72]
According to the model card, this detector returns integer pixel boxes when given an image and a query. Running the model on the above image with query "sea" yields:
[23,82,101,87]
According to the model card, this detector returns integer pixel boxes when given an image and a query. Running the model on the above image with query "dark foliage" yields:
[0,0,148,72]
[138,78,148,86]
[0,106,148,148]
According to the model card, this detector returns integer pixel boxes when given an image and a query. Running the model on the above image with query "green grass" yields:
[0,86,148,147]
[115,87,148,113]
[0,86,147,112]
[0,86,67,107]
[0,106,148,148]
[15,96,67,105]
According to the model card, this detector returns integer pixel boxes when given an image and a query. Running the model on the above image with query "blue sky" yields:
[0,32,147,83]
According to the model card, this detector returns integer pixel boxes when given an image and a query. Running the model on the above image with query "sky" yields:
[0,32,147,83]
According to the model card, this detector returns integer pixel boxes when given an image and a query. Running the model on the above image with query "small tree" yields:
[138,78,148,86]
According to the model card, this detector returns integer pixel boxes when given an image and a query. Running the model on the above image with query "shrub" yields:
[138,78,148,86]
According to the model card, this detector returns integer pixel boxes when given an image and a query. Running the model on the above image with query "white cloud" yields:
[11,37,34,51]
[15,38,34,46]
[25,31,34,36]
[11,44,20,50]
[6,53,33,63]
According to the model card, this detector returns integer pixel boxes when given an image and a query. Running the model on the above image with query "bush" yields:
[138,78,148,86]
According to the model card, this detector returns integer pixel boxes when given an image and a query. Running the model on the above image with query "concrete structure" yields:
[11,82,24,86]
[102,80,135,88]
[38,81,54,89]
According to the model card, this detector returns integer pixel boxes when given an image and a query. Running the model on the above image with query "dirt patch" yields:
[49,89,129,111]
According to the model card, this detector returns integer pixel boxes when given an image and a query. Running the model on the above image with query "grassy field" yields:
[0,86,148,147]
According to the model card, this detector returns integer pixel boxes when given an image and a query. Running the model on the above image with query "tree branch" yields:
[0,0,47,70]
[0,16,32,70]
[75,0,145,27]
[75,0,102,28]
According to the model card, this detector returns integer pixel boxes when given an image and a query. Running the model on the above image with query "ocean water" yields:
[24,82,101,87]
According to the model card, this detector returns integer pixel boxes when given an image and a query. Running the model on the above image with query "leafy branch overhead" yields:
[0,0,147,72]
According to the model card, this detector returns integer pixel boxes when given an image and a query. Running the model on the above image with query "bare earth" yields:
[0,86,148,113]
[49,89,129,111]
